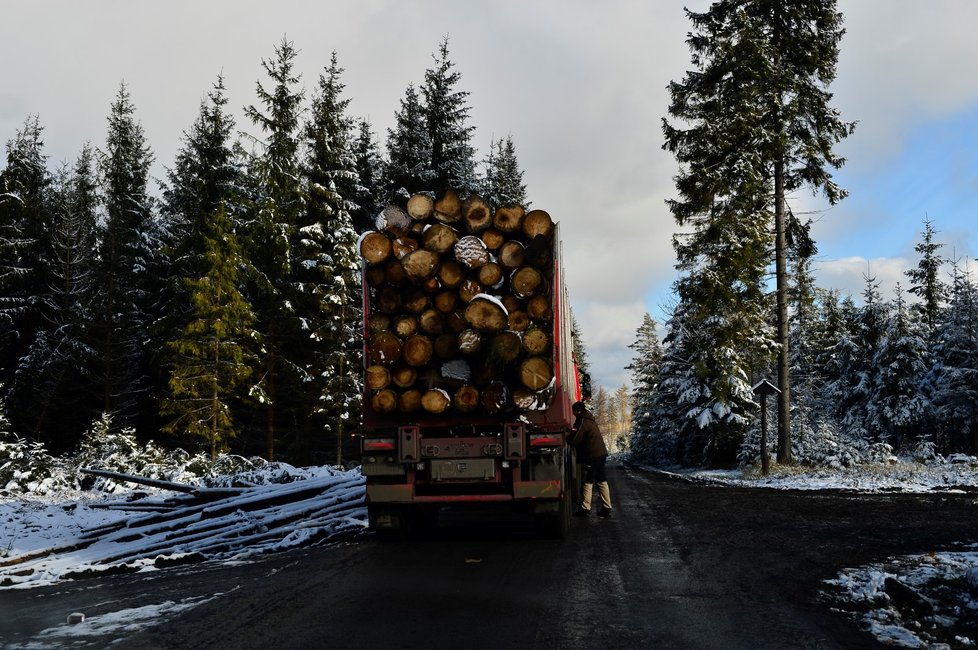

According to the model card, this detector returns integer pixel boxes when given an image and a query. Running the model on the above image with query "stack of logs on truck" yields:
[358,189,581,538]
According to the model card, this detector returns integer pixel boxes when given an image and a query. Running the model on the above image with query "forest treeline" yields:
[0,37,528,464]
[627,1,978,469]
[628,222,978,468]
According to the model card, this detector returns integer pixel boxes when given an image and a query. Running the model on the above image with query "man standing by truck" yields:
[568,401,612,518]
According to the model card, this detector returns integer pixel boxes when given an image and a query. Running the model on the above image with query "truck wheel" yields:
[536,487,570,539]
[369,505,409,541]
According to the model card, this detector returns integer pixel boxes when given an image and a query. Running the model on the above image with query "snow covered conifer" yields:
[482,135,528,210]
[241,38,306,460]
[0,115,51,397]
[869,286,928,450]
[928,261,978,453]
[350,118,383,233]
[664,0,854,465]
[296,51,363,464]
[422,38,478,194]
[627,314,664,463]
[163,75,243,284]
[385,84,433,200]
[93,83,155,427]
[905,218,948,337]
[8,148,99,450]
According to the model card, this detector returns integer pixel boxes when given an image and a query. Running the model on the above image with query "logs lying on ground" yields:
[361,189,557,417]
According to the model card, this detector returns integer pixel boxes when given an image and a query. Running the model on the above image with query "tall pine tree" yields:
[94,83,155,427]
[160,203,259,458]
[905,218,947,336]
[7,148,99,450]
[350,118,383,233]
[296,51,363,464]
[0,115,50,396]
[664,1,854,465]
[422,38,478,194]
[482,135,528,209]
[626,313,664,463]
[385,84,433,200]
[241,38,306,460]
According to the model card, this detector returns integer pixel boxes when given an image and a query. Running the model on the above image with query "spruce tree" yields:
[648,303,693,465]
[570,311,592,398]
[385,84,433,200]
[241,38,306,460]
[0,115,51,395]
[296,51,363,464]
[8,148,99,450]
[161,203,258,458]
[163,75,242,282]
[836,274,888,442]
[626,313,664,462]
[160,75,249,447]
[905,218,947,336]
[482,135,528,209]
[93,83,155,426]
[422,38,478,194]
[928,261,978,453]
[664,1,854,465]
[869,286,928,450]
[350,118,383,233]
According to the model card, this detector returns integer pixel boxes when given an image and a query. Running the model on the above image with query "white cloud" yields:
[835,0,978,168]
[814,256,911,303]
[574,300,648,390]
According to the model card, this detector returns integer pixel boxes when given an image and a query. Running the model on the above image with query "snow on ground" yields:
[1,463,368,591]
[9,595,221,650]
[688,455,978,493]
[671,458,978,647]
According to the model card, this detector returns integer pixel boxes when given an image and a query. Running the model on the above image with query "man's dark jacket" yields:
[568,409,608,463]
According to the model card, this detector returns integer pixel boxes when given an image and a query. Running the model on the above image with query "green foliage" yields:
[160,204,259,458]
[423,38,477,193]
[94,82,155,424]
[482,135,528,209]
[385,84,433,200]
[0,405,57,492]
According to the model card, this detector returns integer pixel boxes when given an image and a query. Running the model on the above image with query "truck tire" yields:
[369,505,409,541]
[536,485,570,539]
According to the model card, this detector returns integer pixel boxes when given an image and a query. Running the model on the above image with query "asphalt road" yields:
[4,464,978,649]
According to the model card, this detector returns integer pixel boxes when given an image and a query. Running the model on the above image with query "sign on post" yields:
[752,379,781,476]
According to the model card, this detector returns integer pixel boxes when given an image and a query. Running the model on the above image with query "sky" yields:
[2,0,978,392]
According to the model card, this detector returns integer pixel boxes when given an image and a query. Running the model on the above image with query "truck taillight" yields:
[363,437,396,452]
[529,433,564,447]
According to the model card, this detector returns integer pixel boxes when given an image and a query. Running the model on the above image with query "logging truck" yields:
[358,191,582,538]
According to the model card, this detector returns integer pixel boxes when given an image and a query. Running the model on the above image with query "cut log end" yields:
[360,231,392,266]
[434,190,462,224]
[523,209,554,239]
[407,193,434,221]
[520,357,553,391]
[421,389,452,414]
[464,296,509,334]
[371,388,398,414]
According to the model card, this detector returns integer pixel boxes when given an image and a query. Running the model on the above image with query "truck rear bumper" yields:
[367,480,562,504]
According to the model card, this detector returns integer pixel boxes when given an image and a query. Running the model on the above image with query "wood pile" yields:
[361,190,558,417]
[0,469,366,586]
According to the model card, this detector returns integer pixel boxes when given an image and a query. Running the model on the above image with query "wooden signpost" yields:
[752,379,781,476]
